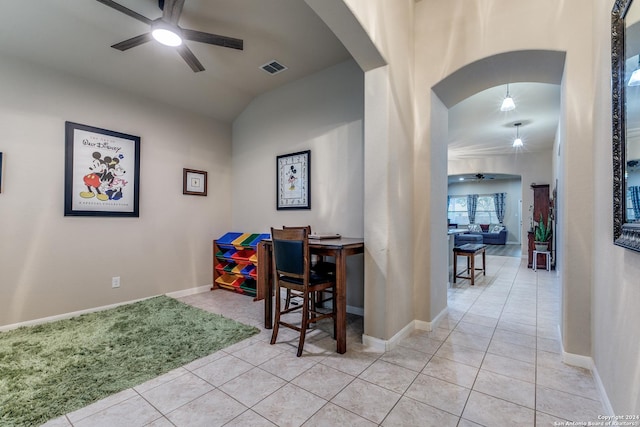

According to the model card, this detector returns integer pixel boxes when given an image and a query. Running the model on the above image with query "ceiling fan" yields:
[474,173,495,181]
[96,0,244,72]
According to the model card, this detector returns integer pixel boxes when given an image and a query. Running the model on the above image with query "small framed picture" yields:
[276,150,310,210]
[183,168,208,196]
[64,122,140,217]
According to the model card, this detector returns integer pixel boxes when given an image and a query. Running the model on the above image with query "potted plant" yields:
[534,213,552,251]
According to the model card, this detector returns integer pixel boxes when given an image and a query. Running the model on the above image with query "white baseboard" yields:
[166,285,211,298]
[346,305,363,316]
[592,365,615,416]
[363,320,414,352]
[0,285,214,332]
[558,325,613,415]
[0,295,155,332]
[362,307,448,352]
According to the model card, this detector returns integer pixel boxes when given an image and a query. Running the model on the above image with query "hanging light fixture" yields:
[629,56,640,86]
[151,21,183,47]
[513,122,523,148]
[501,84,516,111]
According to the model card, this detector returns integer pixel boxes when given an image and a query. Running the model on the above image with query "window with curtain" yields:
[628,186,640,221]
[448,195,500,225]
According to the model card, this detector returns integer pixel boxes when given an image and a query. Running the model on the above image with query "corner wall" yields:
[231,60,365,308]
[0,54,232,326]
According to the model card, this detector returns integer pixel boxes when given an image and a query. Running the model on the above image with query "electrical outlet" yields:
[112,276,120,288]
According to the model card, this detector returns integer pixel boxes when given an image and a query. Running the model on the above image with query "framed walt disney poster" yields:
[64,121,140,217]
[276,150,310,210]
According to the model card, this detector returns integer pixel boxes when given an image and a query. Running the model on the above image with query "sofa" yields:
[454,223,508,245]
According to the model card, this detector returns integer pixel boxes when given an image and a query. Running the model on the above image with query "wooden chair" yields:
[270,227,336,357]
[282,225,335,310]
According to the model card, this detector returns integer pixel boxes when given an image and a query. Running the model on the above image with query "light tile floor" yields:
[44,255,605,426]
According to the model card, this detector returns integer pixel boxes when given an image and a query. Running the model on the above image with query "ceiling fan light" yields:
[629,68,640,86]
[151,26,182,47]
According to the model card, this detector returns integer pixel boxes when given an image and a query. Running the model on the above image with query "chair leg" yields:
[270,283,282,345]
[284,289,292,310]
[297,291,310,357]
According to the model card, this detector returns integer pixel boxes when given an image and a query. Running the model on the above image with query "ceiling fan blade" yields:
[162,0,185,25]
[176,44,205,72]
[182,29,244,50]
[111,33,153,51]
[96,0,152,25]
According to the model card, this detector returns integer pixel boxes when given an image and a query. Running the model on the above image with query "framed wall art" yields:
[276,150,310,210]
[64,121,140,217]
[183,168,208,196]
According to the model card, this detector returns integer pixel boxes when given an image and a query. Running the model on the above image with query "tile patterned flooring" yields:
[43,255,605,426]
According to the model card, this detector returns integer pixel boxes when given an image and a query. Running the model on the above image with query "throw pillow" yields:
[468,224,482,232]
[490,224,505,234]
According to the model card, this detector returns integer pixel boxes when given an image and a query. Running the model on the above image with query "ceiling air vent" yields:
[260,60,288,75]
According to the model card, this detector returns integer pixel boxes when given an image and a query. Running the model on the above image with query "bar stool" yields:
[532,250,551,271]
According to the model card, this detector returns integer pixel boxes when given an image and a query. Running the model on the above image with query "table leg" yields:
[335,249,347,354]
[259,243,273,329]
[453,252,457,283]
[482,249,486,276]
[470,253,475,286]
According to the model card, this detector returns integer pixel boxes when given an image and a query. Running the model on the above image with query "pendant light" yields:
[513,122,523,148]
[500,84,516,111]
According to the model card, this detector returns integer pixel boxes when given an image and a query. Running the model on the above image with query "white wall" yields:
[0,54,232,327]
[231,59,365,308]
[447,178,522,244]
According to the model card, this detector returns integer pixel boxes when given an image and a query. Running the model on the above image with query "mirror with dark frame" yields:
[613,0,640,251]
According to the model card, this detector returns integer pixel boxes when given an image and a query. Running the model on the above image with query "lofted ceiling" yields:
[448,82,561,160]
[0,0,351,123]
[0,1,561,159]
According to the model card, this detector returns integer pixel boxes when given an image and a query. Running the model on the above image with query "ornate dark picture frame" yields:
[612,0,640,251]
[64,121,140,217]
[276,150,310,210]
[183,168,208,196]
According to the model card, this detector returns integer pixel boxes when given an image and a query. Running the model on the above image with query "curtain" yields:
[630,186,640,220]
[494,192,506,224]
[467,194,478,224]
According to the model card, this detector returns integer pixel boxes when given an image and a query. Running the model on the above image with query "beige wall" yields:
[414,0,595,356]
[0,54,232,327]
[342,0,418,341]
[231,60,365,309]
[592,0,640,414]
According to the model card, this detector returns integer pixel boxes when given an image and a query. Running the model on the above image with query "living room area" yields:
[448,173,523,258]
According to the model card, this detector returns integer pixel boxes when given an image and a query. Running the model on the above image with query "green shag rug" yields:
[0,295,259,427]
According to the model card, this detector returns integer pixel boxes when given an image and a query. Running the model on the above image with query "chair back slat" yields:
[273,240,304,276]
[271,227,309,282]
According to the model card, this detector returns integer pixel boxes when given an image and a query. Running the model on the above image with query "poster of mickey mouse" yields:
[276,150,310,210]
[64,121,140,217]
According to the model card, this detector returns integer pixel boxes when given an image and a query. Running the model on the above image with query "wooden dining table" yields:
[257,237,364,354]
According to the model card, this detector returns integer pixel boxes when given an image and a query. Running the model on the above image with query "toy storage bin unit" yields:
[213,232,270,300]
